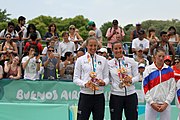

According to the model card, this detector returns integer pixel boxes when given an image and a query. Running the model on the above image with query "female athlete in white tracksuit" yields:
[108,41,139,120]
[143,47,176,120]
[73,37,109,120]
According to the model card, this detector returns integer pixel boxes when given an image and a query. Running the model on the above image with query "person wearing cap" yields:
[134,47,149,66]
[132,29,150,57]
[108,41,139,120]
[106,19,125,53]
[143,47,175,120]
[87,21,102,45]
[97,47,108,59]
[68,25,83,51]
[164,55,172,66]
[138,63,145,82]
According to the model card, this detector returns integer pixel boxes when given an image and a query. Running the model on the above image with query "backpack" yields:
[2,29,17,38]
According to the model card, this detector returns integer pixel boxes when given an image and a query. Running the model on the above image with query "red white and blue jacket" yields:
[143,63,176,105]
[176,81,180,109]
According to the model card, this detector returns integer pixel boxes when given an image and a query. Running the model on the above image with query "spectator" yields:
[58,31,75,57]
[15,16,26,40]
[132,29,149,57]
[0,65,3,79]
[43,23,59,51]
[59,52,74,80]
[164,55,172,66]
[167,26,179,44]
[176,41,180,56]
[23,33,43,54]
[106,19,125,54]
[22,45,41,80]
[116,34,129,55]
[0,33,18,63]
[73,37,109,120]
[81,30,102,50]
[147,28,159,46]
[150,31,175,63]
[129,23,142,54]
[87,21,103,45]
[138,63,145,82]
[76,48,85,58]
[4,56,21,80]
[108,41,139,120]
[97,47,108,59]
[42,46,60,80]
[143,47,176,120]
[130,23,142,41]
[68,25,83,51]
[23,24,41,41]
[0,21,19,40]
[42,39,56,56]
[134,48,149,66]
[172,57,180,82]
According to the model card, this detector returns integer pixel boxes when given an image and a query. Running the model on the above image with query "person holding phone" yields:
[42,46,60,80]
[22,45,41,80]
[59,51,74,81]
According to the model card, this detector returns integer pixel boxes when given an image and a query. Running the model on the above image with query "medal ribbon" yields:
[87,54,97,72]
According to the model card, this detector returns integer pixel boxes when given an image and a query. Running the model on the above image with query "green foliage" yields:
[0,9,11,22]
[100,21,112,46]
[1,8,180,44]
[27,15,89,40]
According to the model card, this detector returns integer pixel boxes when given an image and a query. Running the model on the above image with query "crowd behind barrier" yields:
[0,17,180,120]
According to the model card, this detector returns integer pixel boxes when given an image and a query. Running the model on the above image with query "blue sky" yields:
[1,0,180,27]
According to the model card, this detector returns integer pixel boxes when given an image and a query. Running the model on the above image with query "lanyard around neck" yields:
[87,54,97,72]
[115,58,125,77]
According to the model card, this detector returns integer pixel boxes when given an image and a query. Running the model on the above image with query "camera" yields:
[34,52,39,56]
[53,53,59,57]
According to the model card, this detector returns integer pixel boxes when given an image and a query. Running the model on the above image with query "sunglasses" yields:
[70,28,75,30]
[48,50,54,52]
[6,36,11,38]
[175,61,180,64]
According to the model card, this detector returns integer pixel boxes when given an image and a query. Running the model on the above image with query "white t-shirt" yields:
[58,40,75,57]
[0,29,19,38]
[132,38,149,50]
[22,56,41,80]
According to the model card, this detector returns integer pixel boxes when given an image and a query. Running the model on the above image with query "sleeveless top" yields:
[6,65,18,78]
[68,34,78,42]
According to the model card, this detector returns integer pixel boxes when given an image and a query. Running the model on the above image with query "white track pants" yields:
[145,103,171,120]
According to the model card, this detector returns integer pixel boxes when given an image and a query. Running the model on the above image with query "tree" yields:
[0,9,11,22]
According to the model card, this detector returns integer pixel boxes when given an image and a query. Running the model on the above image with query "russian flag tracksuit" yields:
[143,63,176,120]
